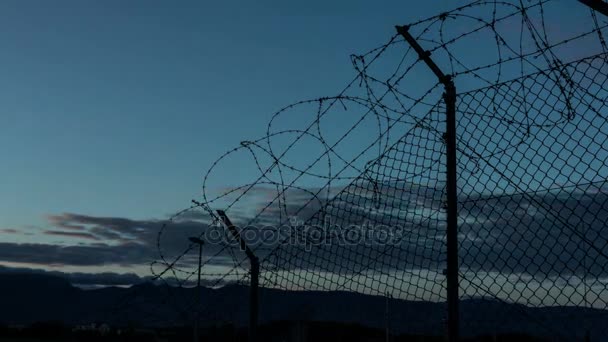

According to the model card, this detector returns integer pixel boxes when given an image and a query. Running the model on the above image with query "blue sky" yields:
[0,0,463,229]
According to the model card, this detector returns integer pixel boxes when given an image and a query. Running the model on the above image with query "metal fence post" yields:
[216,210,260,342]
[579,0,608,17]
[396,25,459,341]
[444,79,459,342]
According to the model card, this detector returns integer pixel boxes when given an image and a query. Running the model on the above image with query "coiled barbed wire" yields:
[121,1,608,338]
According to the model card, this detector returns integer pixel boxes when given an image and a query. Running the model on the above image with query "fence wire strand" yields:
[136,0,608,338]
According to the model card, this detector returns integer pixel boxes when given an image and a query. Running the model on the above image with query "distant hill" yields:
[0,272,606,340]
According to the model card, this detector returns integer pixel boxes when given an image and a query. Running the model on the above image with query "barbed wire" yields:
[137,0,608,338]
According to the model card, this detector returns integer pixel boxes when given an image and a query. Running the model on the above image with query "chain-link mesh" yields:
[253,53,608,339]
[260,98,449,335]
[457,53,608,339]
[146,1,608,339]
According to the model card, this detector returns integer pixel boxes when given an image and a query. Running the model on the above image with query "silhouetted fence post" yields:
[250,256,259,342]
[579,0,608,17]
[444,77,459,342]
[396,25,459,342]
[188,236,205,342]
[216,210,259,342]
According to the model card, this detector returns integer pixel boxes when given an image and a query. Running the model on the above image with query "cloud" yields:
[0,264,149,285]
[1,228,19,234]
[45,212,217,254]
[0,211,234,271]
[3,177,607,295]
[223,179,608,285]
[47,215,87,231]
[47,213,160,243]
[458,188,608,279]
[43,230,100,240]
[0,242,154,266]
[0,264,234,287]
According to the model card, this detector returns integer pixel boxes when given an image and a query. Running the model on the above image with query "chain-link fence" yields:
[254,52,608,340]
[150,1,608,340]
[457,52,608,339]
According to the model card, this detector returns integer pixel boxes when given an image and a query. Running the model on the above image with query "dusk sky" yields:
[0,0,604,290]
[0,0,465,232]
[0,0,466,269]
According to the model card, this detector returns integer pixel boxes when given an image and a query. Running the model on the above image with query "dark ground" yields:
[0,320,549,342]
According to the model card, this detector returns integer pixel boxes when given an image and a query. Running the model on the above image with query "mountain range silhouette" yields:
[1,272,606,340]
